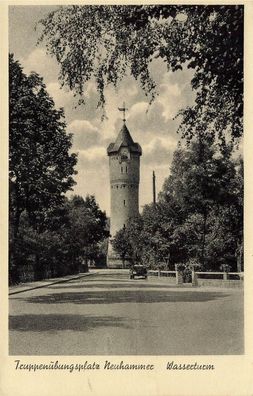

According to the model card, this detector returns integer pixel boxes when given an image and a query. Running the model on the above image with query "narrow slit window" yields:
[124,200,126,206]
[121,166,123,173]
[126,166,128,173]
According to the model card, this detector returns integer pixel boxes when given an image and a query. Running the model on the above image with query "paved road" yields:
[9,270,243,355]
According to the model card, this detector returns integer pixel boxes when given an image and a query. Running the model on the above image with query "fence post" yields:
[223,272,228,280]
[175,265,183,285]
[192,269,198,286]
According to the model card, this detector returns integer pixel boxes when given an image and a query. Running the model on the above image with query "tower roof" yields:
[114,124,134,148]
[107,123,142,155]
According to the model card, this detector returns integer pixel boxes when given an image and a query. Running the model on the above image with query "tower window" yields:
[126,166,128,173]
[124,200,126,206]
[121,166,123,173]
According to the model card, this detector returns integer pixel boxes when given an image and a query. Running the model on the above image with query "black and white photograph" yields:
[8,3,244,357]
[2,2,253,395]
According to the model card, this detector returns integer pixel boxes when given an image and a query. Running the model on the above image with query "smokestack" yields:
[153,170,156,205]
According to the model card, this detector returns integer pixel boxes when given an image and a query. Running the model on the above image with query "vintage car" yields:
[129,265,148,279]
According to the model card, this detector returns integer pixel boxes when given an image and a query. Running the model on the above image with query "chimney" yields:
[153,171,156,205]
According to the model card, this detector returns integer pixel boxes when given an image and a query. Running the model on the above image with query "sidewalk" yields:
[9,270,98,295]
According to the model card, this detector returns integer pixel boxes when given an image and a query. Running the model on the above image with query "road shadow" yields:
[49,281,177,290]
[69,277,135,284]
[9,314,131,332]
[19,289,229,305]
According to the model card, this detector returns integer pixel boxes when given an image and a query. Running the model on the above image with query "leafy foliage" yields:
[112,141,243,271]
[9,195,109,284]
[66,195,109,266]
[159,140,243,269]
[111,228,133,265]
[38,5,243,143]
[9,54,77,238]
[9,55,109,284]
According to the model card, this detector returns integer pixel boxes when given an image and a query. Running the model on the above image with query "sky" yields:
[9,5,196,216]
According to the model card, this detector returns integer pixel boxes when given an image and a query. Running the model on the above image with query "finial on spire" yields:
[118,102,128,123]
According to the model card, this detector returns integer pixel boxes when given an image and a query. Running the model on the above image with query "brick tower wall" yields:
[107,152,140,268]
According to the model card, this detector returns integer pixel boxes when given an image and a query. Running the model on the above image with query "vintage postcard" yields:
[1,1,253,395]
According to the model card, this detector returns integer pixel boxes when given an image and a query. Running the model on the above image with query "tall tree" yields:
[9,194,110,282]
[111,216,144,265]
[9,54,77,237]
[159,140,243,268]
[9,54,77,282]
[111,228,133,268]
[141,204,173,268]
[38,5,243,145]
[67,195,109,268]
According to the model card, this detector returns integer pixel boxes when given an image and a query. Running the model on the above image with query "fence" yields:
[148,270,177,283]
[195,271,243,288]
[148,269,243,288]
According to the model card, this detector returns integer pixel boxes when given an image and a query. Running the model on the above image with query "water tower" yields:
[107,104,142,268]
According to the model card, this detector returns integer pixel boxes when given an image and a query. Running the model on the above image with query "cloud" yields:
[127,100,179,141]
[47,82,76,110]
[68,120,100,149]
[157,71,195,121]
[124,82,139,98]
[160,82,181,97]
[71,164,110,215]
[162,67,195,88]
[21,48,59,83]
[130,102,149,117]
[78,147,106,165]
[142,137,177,166]
[158,83,183,121]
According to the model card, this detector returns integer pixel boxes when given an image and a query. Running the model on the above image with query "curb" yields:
[9,271,98,296]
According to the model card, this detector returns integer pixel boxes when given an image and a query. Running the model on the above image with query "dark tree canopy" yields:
[38,5,243,145]
[9,194,109,283]
[111,228,132,265]
[9,54,77,236]
[9,54,78,284]
[112,139,243,271]
[160,139,242,267]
